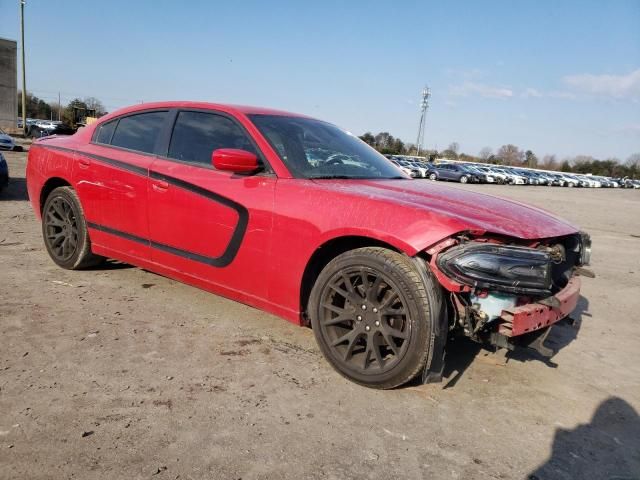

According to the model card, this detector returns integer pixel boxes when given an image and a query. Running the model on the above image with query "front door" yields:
[147,110,276,301]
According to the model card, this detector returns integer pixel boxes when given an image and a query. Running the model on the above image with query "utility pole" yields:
[20,0,27,136]
[415,86,431,156]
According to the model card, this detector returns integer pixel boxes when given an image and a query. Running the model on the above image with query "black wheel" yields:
[309,247,443,389]
[42,186,104,269]
[459,175,468,184]
[428,172,437,181]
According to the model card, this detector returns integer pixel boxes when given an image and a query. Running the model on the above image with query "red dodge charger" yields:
[26,102,591,388]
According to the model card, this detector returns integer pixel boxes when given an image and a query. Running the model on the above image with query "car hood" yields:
[315,179,578,240]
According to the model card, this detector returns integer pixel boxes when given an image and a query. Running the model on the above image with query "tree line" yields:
[359,131,639,178]
[17,91,108,126]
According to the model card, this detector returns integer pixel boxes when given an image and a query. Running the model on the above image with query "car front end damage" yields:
[424,231,593,374]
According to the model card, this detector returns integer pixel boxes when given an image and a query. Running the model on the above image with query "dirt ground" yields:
[1,149,639,480]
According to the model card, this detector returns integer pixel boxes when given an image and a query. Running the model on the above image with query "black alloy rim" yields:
[44,196,79,261]
[319,267,411,374]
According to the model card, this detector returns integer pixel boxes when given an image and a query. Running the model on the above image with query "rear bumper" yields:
[498,276,581,337]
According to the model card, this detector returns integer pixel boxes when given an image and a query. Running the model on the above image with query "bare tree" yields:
[447,142,459,154]
[478,147,493,161]
[541,154,558,170]
[626,153,640,169]
[83,97,107,116]
[496,144,523,166]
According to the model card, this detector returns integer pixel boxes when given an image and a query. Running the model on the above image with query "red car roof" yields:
[100,101,310,120]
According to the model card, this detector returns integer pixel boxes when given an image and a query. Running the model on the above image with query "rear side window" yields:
[168,111,256,165]
[110,111,167,154]
[94,120,116,144]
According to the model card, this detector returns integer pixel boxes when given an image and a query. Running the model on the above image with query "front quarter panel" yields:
[267,179,469,318]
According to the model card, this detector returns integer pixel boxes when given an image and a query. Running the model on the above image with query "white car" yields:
[476,166,507,183]
[0,128,16,151]
[35,120,60,130]
[496,168,526,185]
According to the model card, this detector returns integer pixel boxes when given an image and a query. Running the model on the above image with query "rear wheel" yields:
[42,186,104,269]
[428,173,437,181]
[459,175,468,184]
[309,247,442,389]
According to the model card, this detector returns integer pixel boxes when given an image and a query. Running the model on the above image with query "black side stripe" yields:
[87,221,245,268]
[149,171,249,267]
[34,144,147,176]
[37,144,248,268]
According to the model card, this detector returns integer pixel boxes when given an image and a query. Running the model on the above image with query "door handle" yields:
[78,158,91,169]
[152,180,169,192]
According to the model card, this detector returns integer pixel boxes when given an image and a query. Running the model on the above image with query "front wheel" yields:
[308,247,442,389]
[42,186,104,269]
[428,173,437,181]
[459,175,468,184]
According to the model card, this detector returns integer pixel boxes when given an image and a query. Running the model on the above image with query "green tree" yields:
[441,149,458,160]
[63,98,89,125]
[359,132,375,146]
[17,91,53,119]
[525,150,538,168]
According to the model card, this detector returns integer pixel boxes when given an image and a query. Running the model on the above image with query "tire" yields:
[308,247,443,389]
[428,173,437,181]
[41,186,104,269]
[459,175,468,184]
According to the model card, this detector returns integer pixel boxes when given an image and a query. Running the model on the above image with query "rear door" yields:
[438,164,453,180]
[147,109,276,300]
[74,110,168,259]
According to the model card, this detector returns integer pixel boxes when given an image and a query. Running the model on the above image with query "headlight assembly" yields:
[436,242,552,295]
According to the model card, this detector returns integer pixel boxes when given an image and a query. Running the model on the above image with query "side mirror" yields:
[212,148,259,173]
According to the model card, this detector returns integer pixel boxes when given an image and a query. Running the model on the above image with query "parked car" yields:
[0,128,17,151]
[0,151,8,192]
[493,168,526,185]
[389,159,420,178]
[459,164,495,183]
[27,122,76,139]
[512,169,541,185]
[17,117,37,129]
[26,101,592,389]
[474,166,507,184]
[428,163,478,183]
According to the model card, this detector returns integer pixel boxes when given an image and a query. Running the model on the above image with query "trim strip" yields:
[38,144,248,267]
[34,144,147,176]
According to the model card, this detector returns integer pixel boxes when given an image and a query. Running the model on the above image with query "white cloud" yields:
[449,82,513,99]
[522,88,543,98]
[616,124,640,136]
[563,69,640,99]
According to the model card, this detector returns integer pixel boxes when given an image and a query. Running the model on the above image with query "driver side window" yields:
[168,111,257,166]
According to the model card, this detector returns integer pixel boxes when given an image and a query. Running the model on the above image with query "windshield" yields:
[248,115,407,179]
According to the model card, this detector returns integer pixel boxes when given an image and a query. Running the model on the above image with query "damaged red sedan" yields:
[26,102,592,389]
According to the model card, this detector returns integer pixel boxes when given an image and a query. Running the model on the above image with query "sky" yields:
[1,0,639,160]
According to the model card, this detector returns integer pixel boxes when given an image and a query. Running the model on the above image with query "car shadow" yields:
[85,259,134,270]
[419,295,590,389]
[527,396,640,479]
[0,177,28,201]
[507,295,589,367]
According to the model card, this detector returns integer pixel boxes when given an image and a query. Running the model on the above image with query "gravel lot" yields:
[1,150,639,479]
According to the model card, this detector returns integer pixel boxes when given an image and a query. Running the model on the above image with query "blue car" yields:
[0,152,9,192]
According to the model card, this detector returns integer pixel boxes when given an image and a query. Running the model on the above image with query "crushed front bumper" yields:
[497,277,581,337]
